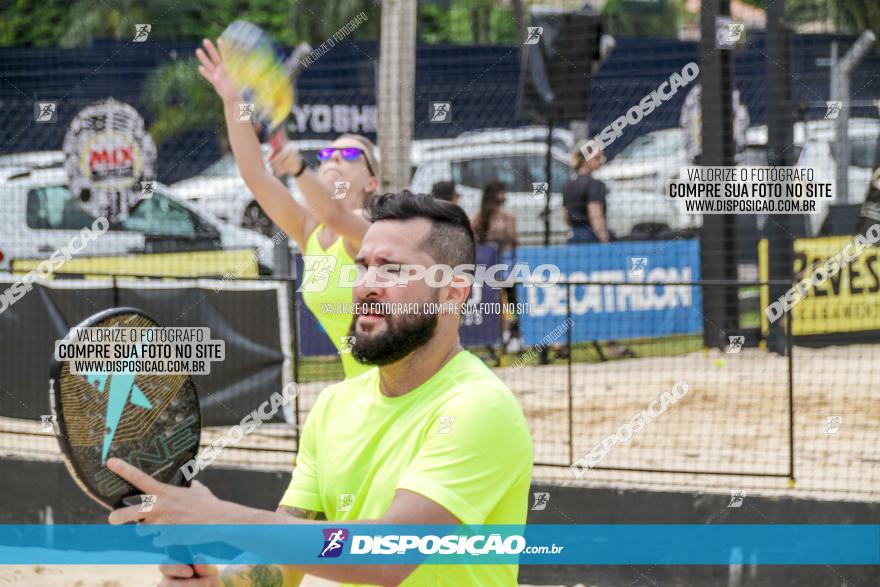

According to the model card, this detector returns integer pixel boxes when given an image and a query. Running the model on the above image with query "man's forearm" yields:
[213,502,412,586]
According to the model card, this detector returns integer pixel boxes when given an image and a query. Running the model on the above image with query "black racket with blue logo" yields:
[50,307,202,511]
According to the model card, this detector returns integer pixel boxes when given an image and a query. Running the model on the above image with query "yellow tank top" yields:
[301,225,372,378]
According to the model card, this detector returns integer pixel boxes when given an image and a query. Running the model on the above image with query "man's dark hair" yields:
[430,181,457,202]
[367,190,475,268]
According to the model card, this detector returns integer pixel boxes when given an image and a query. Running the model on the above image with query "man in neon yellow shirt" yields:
[110,191,534,586]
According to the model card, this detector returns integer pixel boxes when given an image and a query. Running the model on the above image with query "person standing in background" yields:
[471,181,521,352]
[561,142,634,359]
[562,142,611,243]
[431,180,460,205]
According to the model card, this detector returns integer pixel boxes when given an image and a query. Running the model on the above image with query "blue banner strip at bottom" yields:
[1,525,877,565]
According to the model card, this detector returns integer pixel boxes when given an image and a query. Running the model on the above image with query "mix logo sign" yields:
[62,99,157,221]
[319,528,349,558]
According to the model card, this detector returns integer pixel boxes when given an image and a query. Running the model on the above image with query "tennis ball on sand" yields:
[714,358,727,368]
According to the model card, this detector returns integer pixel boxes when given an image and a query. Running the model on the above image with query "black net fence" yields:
[0,0,878,503]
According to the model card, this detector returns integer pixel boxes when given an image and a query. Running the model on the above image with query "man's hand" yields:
[106,458,227,525]
[269,143,304,177]
[159,563,220,587]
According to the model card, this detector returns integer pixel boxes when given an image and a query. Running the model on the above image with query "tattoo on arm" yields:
[278,505,325,520]
[221,565,283,587]
[220,507,323,586]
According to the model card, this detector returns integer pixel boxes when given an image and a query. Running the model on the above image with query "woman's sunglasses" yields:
[317,147,375,175]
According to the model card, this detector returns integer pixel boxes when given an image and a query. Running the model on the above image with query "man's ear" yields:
[443,273,472,306]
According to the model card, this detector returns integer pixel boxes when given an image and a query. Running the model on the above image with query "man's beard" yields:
[349,302,439,366]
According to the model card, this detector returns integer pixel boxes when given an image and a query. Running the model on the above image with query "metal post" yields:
[833,32,877,204]
[377,0,417,192]
[543,120,554,247]
[786,291,795,487]
[699,0,738,350]
[566,283,573,466]
[765,0,797,355]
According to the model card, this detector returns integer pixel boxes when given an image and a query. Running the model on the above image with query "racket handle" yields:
[120,495,199,576]
[167,545,200,576]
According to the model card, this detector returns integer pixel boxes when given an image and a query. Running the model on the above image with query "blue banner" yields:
[516,240,703,345]
[1,525,877,565]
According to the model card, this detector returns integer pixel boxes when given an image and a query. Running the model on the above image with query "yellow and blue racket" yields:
[220,20,310,152]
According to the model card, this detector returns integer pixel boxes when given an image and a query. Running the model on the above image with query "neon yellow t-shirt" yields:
[280,350,534,586]
[300,225,371,378]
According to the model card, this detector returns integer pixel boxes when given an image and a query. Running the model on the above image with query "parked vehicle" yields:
[594,128,686,193]
[739,118,879,235]
[171,140,327,236]
[409,138,694,242]
[0,167,276,274]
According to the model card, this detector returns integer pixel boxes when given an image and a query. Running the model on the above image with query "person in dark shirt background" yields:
[431,180,461,205]
[560,142,634,359]
[562,142,611,243]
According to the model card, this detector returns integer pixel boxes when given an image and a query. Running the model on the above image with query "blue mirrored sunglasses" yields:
[317,147,374,174]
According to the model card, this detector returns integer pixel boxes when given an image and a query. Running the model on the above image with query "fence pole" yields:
[699,0,739,350]
[786,294,795,487]
[766,0,799,356]
[566,282,573,467]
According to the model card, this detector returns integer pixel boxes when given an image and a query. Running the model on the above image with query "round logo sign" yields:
[63,99,157,221]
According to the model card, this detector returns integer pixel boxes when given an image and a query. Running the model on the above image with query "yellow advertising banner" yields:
[759,236,880,336]
[11,249,260,280]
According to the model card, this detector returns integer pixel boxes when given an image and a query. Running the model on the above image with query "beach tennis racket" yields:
[219,20,311,152]
[49,307,202,511]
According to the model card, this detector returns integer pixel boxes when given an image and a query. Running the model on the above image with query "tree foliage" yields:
[601,0,683,39]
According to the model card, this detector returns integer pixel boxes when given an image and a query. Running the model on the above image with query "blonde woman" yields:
[197,38,378,377]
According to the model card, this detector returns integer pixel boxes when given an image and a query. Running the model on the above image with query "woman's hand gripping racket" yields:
[50,307,202,566]
[197,21,310,153]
